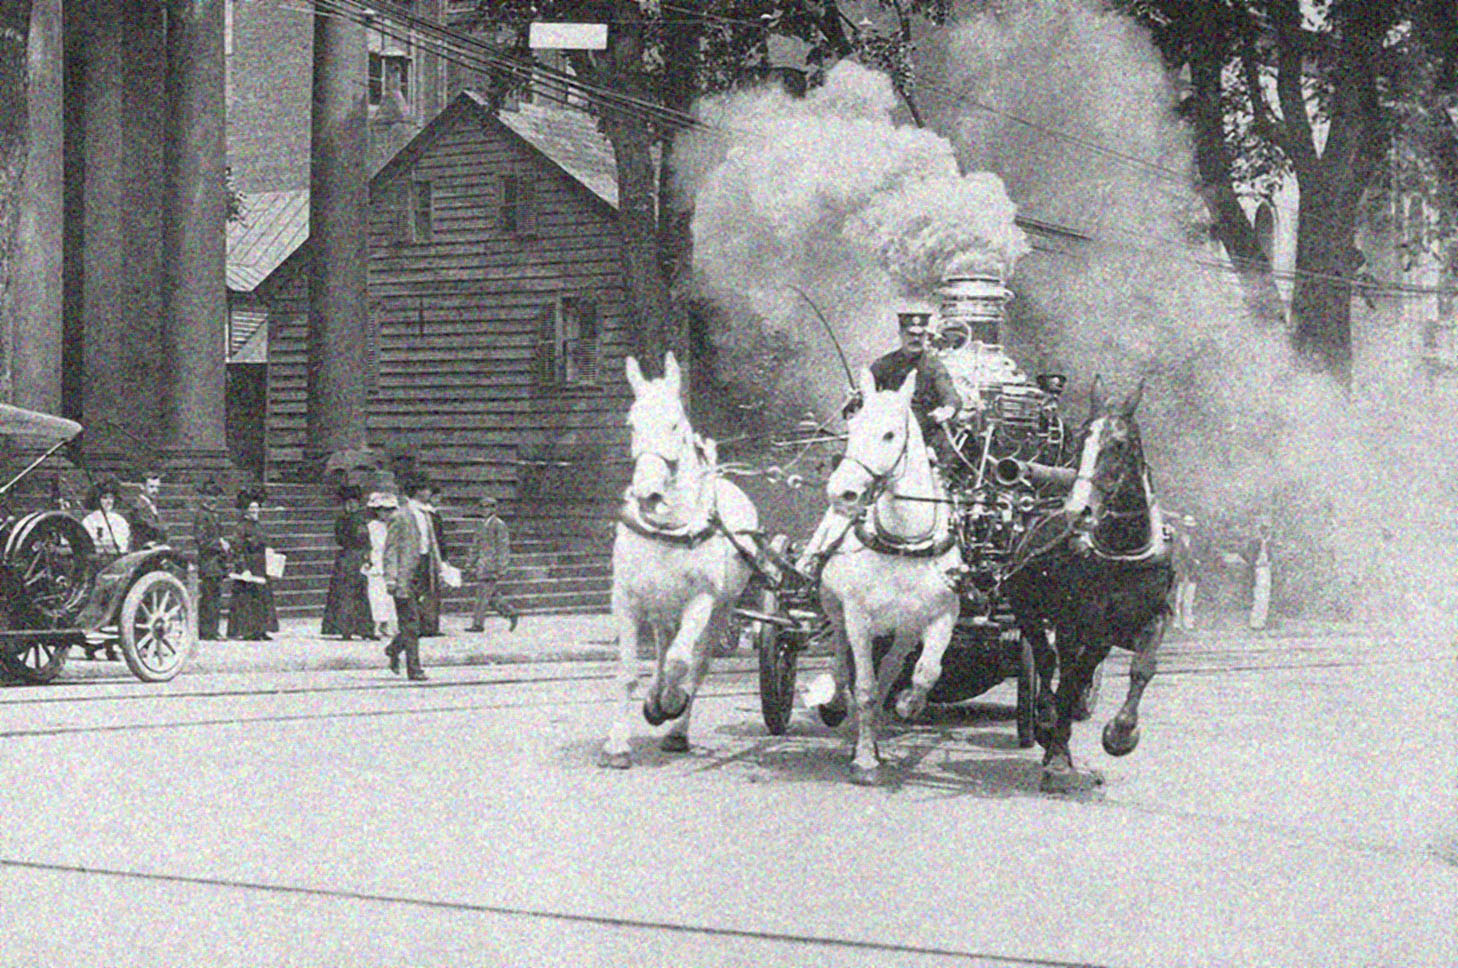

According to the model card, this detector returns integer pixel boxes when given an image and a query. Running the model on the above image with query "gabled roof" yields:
[227,190,310,293]
[374,90,623,211]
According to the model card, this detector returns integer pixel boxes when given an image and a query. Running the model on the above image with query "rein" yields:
[839,413,954,559]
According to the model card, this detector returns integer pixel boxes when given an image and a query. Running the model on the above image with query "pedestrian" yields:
[131,471,168,547]
[321,484,375,640]
[1172,513,1206,632]
[81,477,130,554]
[364,491,398,638]
[417,491,446,636]
[1243,516,1275,631]
[382,474,443,681]
[467,495,518,633]
[227,488,278,641]
[193,477,229,641]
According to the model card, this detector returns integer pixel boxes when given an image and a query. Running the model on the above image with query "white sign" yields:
[529,22,608,50]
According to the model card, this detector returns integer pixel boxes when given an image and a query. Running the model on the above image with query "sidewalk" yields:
[67,613,623,679]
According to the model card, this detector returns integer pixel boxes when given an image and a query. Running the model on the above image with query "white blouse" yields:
[82,510,131,554]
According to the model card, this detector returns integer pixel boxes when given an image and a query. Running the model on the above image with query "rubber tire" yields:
[756,588,797,735]
[118,571,195,682]
[1015,633,1036,748]
[0,636,69,684]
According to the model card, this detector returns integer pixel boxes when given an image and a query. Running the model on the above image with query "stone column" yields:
[306,11,370,463]
[10,0,65,415]
[160,0,230,471]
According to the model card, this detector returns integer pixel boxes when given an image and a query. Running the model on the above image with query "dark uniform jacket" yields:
[132,494,168,547]
[869,348,962,434]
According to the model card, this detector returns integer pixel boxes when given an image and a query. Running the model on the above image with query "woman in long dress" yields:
[321,485,375,639]
[227,490,277,641]
[363,491,398,638]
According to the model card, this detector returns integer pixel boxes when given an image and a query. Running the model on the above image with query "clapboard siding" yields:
[265,96,634,528]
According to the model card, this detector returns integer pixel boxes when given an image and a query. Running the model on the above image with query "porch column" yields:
[306,11,370,462]
[160,0,230,471]
[10,0,65,415]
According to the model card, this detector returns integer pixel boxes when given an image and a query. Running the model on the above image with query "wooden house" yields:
[259,92,639,591]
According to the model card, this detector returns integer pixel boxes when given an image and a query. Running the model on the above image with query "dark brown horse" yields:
[1001,380,1174,793]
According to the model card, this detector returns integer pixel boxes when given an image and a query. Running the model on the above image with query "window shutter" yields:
[498,174,517,234]
[388,182,410,245]
[533,301,559,387]
[517,176,537,237]
[571,297,599,385]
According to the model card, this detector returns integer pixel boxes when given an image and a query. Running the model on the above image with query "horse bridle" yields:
[838,413,911,509]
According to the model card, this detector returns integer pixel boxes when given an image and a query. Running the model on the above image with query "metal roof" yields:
[226,190,310,293]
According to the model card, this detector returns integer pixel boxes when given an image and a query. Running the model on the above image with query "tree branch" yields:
[1268,0,1320,174]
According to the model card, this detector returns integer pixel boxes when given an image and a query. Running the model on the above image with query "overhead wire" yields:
[296,0,1455,299]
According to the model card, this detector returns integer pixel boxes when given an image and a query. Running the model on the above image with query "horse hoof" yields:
[893,688,924,722]
[850,763,888,787]
[660,734,690,754]
[1102,720,1140,757]
[1040,764,1103,794]
[598,751,632,770]
[816,699,848,728]
[642,695,669,726]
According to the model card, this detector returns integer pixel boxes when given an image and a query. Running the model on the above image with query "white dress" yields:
[364,518,396,627]
[82,510,131,554]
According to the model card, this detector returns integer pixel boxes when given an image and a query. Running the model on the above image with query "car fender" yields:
[74,547,189,631]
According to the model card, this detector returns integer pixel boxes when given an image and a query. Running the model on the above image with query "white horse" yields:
[600,352,759,769]
[819,367,962,785]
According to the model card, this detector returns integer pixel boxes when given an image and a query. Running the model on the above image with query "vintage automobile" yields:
[0,404,195,684]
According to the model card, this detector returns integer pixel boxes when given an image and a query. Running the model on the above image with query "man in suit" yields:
[383,474,442,682]
[132,472,169,547]
[193,478,229,640]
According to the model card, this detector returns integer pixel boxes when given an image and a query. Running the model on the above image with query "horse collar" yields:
[618,501,720,548]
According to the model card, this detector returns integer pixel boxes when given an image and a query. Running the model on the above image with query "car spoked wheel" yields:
[119,572,194,682]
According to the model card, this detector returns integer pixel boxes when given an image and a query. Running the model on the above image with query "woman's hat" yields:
[84,476,122,510]
[479,494,498,508]
[366,491,398,509]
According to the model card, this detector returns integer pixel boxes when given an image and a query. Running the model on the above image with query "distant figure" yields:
[383,474,443,682]
[1172,513,1206,632]
[363,491,398,639]
[131,472,168,547]
[467,495,518,633]
[321,485,375,640]
[82,480,131,555]
[1243,517,1275,631]
[193,478,230,641]
[228,489,278,641]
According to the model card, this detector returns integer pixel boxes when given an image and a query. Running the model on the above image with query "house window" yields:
[369,52,411,106]
[535,295,600,388]
[498,173,537,236]
[411,180,432,243]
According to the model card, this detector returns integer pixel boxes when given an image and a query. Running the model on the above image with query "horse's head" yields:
[624,352,701,520]
[826,367,917,514]
[1068,377,1147,519]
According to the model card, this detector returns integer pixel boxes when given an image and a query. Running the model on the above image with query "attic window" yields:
[369,52,411,106]
[498,173,537,237]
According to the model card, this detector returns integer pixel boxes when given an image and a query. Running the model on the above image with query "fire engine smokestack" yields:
[938,272,1012,346]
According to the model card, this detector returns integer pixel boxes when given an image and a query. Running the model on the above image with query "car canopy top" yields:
[0,404,82,442]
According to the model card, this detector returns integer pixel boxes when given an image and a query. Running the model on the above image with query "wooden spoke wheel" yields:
[755,588,798,736]
[8,513,92,628]
[1,638,71,684]
[118,571,194,682]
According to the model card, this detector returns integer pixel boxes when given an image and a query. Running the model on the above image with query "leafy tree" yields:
[1117,0,1458,380]
[467,1,950,389]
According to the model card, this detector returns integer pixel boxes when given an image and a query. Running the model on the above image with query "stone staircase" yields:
[150,481,612,619]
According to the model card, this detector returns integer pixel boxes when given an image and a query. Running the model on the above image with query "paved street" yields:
[1,625,1454,967]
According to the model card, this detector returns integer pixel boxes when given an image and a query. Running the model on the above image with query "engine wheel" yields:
[8,513,92,628]
[755,588,797,736]
[118,571,194,682]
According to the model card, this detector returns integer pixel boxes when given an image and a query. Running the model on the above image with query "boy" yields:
[467,495,518,632]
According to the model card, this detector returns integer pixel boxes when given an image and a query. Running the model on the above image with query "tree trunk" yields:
[1288,178,1363,381]
[0,0,34,400]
